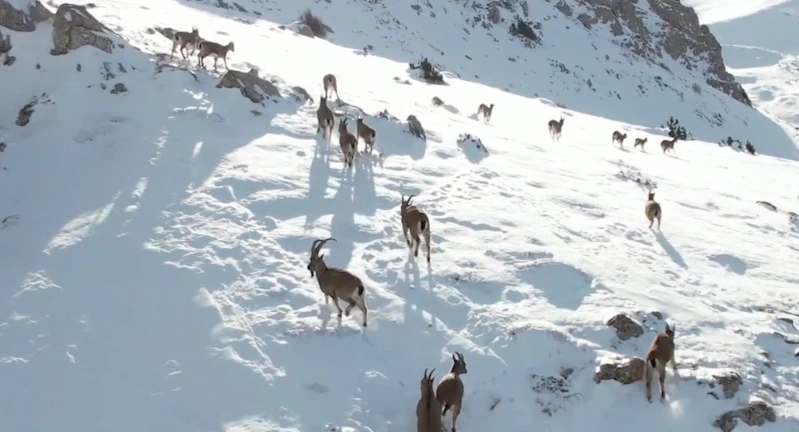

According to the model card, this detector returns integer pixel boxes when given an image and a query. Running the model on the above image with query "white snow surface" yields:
[1,0,799,432]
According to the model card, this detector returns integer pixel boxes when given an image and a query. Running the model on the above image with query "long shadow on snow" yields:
[653,230,688,269]
[0,53,303,432]
[173,0,799,160]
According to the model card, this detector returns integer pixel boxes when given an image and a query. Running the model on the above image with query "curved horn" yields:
[313,237,337,257]
[428,368,435,379]
[406,194,416,205]
[310,239,322,257]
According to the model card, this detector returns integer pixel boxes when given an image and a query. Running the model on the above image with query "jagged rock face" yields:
[594,357,645,384]
[51,3,116,55]
[554,0,751,107]
[713,400,776,432]
[0,0,52,32]
[606,313,644,340]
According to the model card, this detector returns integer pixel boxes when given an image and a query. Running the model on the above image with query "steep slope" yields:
[683,0,799,136]
[174,0,799,159]
[2,1,799,432]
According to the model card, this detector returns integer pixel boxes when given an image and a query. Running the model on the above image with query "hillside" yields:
[1,1,799,432]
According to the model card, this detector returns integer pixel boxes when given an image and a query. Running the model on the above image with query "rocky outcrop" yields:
[217,68,281,104]
[594,357,644,384]
[51,4,116,55]
[552,0,751,107]
[0,0,52,32]
[606,313,644,340]
[713,400,776,432]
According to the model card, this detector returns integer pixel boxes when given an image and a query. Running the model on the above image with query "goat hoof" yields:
[337,312,343,318]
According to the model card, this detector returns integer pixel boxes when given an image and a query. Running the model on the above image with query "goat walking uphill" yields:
[644,324,677,402]
[316,96,335,142]
[400,194,432,263]
[645,191,662,230]
[306,238,368,326]
[548,117,564,141]
[634,137,648,150]
[661,137,677,154]
[436,352,468,432]
[417,368,444,432]
[197,40,234,71]
[612,131,627,147]
[338,118,358,168]
[171,27,200,60]
[323,73,339,100]
[477,103,494,123]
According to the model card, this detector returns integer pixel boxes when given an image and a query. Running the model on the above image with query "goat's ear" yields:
[319,253,325,259]
[665,323,672,333]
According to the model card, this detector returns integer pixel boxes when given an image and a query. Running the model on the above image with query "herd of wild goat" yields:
[171,26,680,431]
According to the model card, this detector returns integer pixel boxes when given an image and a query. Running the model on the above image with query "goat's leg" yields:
[354,295,367,327]
[645,361,653,402]
[331,295,344,317]
[344,299,355,316]
[412,233,421,258]
[402,225,411,248]
[450,405,461,432]
[224,57,229,70]
[424,228,431,263]
[171,40,178,59]
[657,361,667,401]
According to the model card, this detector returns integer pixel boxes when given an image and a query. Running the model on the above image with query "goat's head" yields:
[664,323,675,338]
[401,193,415,216]
[420,368,436,395]
[307,237,336,276]
[450,352,467,374]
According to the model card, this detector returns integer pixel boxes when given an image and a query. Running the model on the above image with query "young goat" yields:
[645,191,662,229]
[612,131,628,147]
[634,137,648,150]
[338,118,358,168]
[477,103,494,123]
[548,117,564,141]
[400,194,432,263]
[316,96,335,141]
[197,40,234,71]
[171,27,200,60]
[661,137,677,154]
[417,368,444,432]
[436,352,468,432]
[306,238,368,326]
[356,117,376,154]
[323,73,339,100]
[644,323,677,402]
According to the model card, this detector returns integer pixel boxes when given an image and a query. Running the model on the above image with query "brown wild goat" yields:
[548,117,564,141]
[197,40,234,71]
[436,352,468,432]
[356,117,376,154]
[171,27,200,59]
[338,118,358,168]
[634,137,648,150]
[417,368,444,432]
[316,96,335,141]
[661,137,677,154]
[477,103,494,123]
[323,73,339,100]
[400,194,432,263]
[306,238,368,326]
[644,323,677,402]
[645,191,662,229]
[612,131,628,147]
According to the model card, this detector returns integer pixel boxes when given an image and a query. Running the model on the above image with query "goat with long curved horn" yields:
[400,194,432,263]
[305,237,368,326]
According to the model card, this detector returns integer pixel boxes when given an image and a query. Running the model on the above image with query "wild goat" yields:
[634,137,648,150]
[407,114,426,140]
[417,368,444,432]
[306,238,368,327]
[436,352,468,432]
[197,40,234,71]
[661,137,677,154]
[316,96,335,141]
[338,118,358,168]
[644,323,677,402]
[323,73,339,100]
[477,103,494,123]
[645,191,662,229]
[548,117,564,141]
[356,117,376,154]
[400,194,431,263]
[171,27,200,60]
[612,131,628,147]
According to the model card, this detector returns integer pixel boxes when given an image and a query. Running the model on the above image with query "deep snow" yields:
[1,1,798,432]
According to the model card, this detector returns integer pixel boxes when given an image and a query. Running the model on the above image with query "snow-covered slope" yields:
[684,0,799,137]
[1,1,799,432]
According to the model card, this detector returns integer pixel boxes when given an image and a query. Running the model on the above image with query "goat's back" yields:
[645,200,661,220]
[646,334,674,363]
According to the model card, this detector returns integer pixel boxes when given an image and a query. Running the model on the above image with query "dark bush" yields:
[663,116,688,140]
[510,17,539,44]
[409,57,445,85]
[719,136,756,155]
[300,9,327,38]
